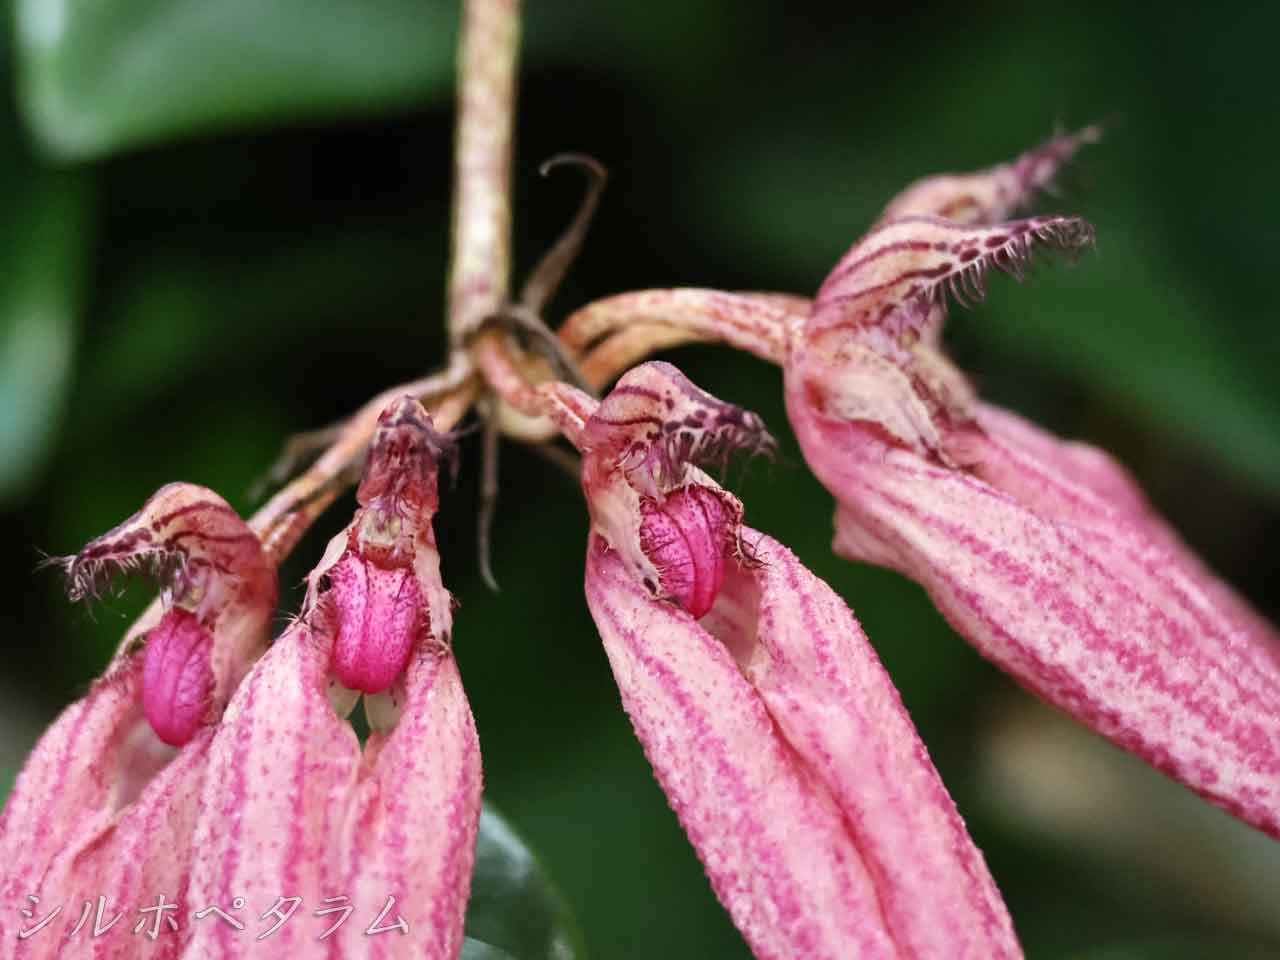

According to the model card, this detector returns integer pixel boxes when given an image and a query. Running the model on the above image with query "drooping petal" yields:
[785,378,1280,839]
[962,404,1280,652]
[181,623,481,960]
[183,397,481,959]
[701,531,1020,959]
[31,732,215,960]
[1,483,277,952]
[0,665,148,947]
[330,648,481,960]
[573,361,1018,957]
[180,626,362,959]
[585,535,898,960]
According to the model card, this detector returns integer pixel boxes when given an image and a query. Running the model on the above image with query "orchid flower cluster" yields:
[4,3,1279,957]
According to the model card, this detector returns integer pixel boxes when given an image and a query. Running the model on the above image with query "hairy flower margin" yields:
[0,399,480,960]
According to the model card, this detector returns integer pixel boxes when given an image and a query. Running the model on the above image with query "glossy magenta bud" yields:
[328,549,422,694]
[141,608,214,746]
[639,485,730,618]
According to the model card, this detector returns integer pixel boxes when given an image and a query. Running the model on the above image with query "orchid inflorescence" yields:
[3,1,1279,958]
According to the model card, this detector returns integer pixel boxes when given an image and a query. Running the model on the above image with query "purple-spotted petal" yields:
[810,214,1094,362]
[585,536,898,960]
[701,532,1020,958]
[328,551,422,695]
[964,405,1280,652]
[182,624,481,960]
[31,732,215,960]
[786,379,1280,839]
[0,665,149,947]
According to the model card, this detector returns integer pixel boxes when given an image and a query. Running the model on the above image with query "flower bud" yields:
[566,362,772,614]
[54,482,275,746]
[308,397,455,714]
[328,548,422,694]
[141,608,215,746]
[638,485,731,617]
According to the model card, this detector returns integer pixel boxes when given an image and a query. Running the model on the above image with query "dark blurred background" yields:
[2,3,1278,958]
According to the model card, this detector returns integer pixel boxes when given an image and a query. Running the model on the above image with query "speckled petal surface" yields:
[705,531,1020,959]
[786,380,1280,839]
[585,534,899,960]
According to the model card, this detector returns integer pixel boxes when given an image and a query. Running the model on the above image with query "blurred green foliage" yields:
[466,804,584,959]
[2,2,1279,958]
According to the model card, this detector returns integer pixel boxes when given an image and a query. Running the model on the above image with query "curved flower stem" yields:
[579,324,703,389]
[448,0,519,346]
[471,329,547,418]
[565,290,811,389]
[252,358,476,563]
[559,289,801,367]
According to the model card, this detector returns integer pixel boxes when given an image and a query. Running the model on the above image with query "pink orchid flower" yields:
[0,483,276,957]
[782,132,1280,839]
[558,130,1280,843]
[180,396,481,960]
[540,361,1022,959]
[0,398,480,959]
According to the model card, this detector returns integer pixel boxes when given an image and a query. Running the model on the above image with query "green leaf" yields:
[0,767,15,807]
[460,939,521,960]
[1071,937,1279,960]
[465,803,584,960]
[0,174,89,502]
[15,0,459,160]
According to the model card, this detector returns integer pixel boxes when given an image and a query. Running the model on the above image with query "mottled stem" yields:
[448,0,520,345]
[251,357,476,563]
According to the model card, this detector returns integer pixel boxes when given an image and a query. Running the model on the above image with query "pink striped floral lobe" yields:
[576,360,773,616]
[180,394,480,959]
[49,482,276,746]
[0,484,276,956]
[784,132,1280,840]
[573,363,1022,958]
[312,397,458,703]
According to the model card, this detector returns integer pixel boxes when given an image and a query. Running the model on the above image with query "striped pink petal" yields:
[0,485,276,954]
[705,531,1019,958]
[784,376,1280,839]
[585,536,897,960]
[183,396,481,959]
[180,625,480,960]
[964,404,1280,652]
[28,731,216,960]
[0,665,149,951]
[576,362,1020,958]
